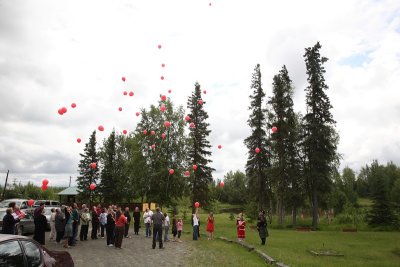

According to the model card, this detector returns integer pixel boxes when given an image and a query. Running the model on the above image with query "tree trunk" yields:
[292,206,297,226]
[277,195,285,226]
[312,186,318,231]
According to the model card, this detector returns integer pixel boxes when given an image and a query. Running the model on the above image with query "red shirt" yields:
[115,214,127,227]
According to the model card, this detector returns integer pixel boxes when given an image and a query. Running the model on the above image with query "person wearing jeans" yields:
[143,208,152,237]
[192,212,199,240]
[163,213,170,242]
[99,208,107,238]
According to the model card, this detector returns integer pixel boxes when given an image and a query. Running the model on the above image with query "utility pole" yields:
[69,176,72,187]
[2,170,10,200]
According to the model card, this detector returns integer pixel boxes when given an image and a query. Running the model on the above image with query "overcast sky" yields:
[0,0,399,187]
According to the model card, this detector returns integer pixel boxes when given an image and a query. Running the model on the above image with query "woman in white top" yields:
[192,212,199,240]
[143,209,152,237]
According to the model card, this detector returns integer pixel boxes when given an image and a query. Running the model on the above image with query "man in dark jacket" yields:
[123,207,131,238]
[151,207,165,249]
[2,208,19,234]
[91,206,99,239]
[33,205,47,245]
[55,208,65,244]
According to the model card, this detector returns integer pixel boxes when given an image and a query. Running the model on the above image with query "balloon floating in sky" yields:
[123,130,127,135]
[161,133,166,139]
[219,181,224,188]
[185,115,191,122]
[194,202,200,208]
[42,179,49,186]
[143,130,148,135]
[98,125,104,131]
[203,90,207,94]
[162,63,165,68]
[58,109,63,115]
[184,170,190,177]
[122,77,126,82]
[169,169,174,175]
[71,103,77,108]
[118,107,122,112]
[41,184,48,191]
[255,147,261,154]
[151,131,155,136]
[190,122,195,129]
[218,145,222,149]
[161,76,165,80]
[209,3,212,6]
[90,162,97,169]
[136,112,140,116]
[164,121,171,128]
[28,199,34,206]
[168,89,172,94]
[160,105,166,113]
[158,44,162,49]
[193,164,198,170]
[197,100,203,105]
[161,95,167,101]
[129,91,134,97]
[90,183,96,190]
[272,126,278,133]
[77,138,81,143]
[123,91,127,96]
[61,107,67,114]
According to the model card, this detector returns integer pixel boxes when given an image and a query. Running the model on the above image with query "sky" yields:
[0,0,399,187]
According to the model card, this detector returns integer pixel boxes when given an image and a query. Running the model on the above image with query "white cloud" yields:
[0,0,399,186]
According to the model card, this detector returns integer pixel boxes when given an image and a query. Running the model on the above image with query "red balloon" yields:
[151,131,155,136]
[123,91,128,96]
[203,90,207,94]
[161,95,167,101]
[71,103,77,108]
[129,91,134,97]
[164,121,171,128]
[161,133,166,139]
[161,76,165,80]
[90,162,97,169]
[192,164,198,170]
[41,184,48,191]
[185,115,191,122]
[209,3,212,6]
[184,171,190,177]
[160,105,166,113]
[162,63,165,68]
[218,145,222,149]
[77,138,81,143]
[158,44,162,49]
[136,112,140,117]
[118,107,122,112]
[169,169,174,175]
[90,183,96,190]
[190,122,195,129]
[58,109,63,115]
[255,147,261,154]
[98,125,104,131]
[272,126,278,133]
[197,100,203,105]
[151,144,156,150]
[219,181,224,188]
[42,179,49,185]
[143,130,148,135]
[122,77,126,82]
[28,199,34,206]
[194,202,200,208]
[123,130,127,135]
[168,89,172,94]
[61,107,67,114]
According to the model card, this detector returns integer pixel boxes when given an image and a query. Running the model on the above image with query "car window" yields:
[0,201,12,208]
[0,240,25,267]
[20,202,28,209]
[0,211,6,220]
[21,241,41,267]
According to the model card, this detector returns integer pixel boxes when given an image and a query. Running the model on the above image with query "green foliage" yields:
[218,170,248,205]
[4,182,64,200]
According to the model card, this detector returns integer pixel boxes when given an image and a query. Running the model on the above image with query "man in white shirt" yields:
[192,212,199,240]
[163,213,170,242]
[143,208,153,237]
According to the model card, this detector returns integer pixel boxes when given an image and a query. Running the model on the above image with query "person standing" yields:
[91,206,99,240]
[192,212,199,241]
[133,207,141,235]
[237,214,246,242]
[79,208,91,241]
[71,203,79,245]
[206,212,215,240]
[49,208,56,241]
[151,207,165,249]
[177,218,183,242]
[114,206,127,249]
[257,210,268,245]
[12,206,25,235]
[55,208,65,245]
[106,208,116,246]
[171,215,177,242]
[143,208,152,237]
[33,205,47,245]
[163,213,170,242]
[63,207,73,248]
[123,207,131,238]
[99,208,107,238]
[2,208,19,234]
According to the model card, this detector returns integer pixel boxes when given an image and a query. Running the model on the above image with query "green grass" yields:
[187,213,400,267]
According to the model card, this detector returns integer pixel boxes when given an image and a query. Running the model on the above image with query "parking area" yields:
[28,228,192,267]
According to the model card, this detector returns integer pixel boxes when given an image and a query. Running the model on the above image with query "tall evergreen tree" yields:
[302,42,339,230]
[77,130,99,205]
[187,82,215,212]
[244,64,271,211]
[268,65,302,225]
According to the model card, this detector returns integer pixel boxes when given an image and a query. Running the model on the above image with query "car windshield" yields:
[0,200,13,208]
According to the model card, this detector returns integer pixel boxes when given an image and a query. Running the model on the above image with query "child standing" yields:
[177,218,183,242]
[171,215,178,242]
[237,214,246,242]
[206,212,215,240]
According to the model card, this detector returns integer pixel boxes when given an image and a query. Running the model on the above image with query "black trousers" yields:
[91,222,98,239]
[106,226,115,245]
[56,231,64,243]
[71,222,78,244]
[100,224,105,237]
[124,223,130,237]
[152,224,163,249]
[80,225,89,240]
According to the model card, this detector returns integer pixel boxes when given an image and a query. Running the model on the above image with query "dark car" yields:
[0,234,74,267]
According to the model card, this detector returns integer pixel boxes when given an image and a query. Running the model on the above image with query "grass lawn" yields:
[184,213,400,267]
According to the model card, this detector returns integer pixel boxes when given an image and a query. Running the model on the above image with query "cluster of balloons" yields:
[41,179,49,191]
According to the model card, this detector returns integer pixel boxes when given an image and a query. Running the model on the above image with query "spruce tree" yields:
[187,82,215,212]
[302,42,339,230]
[244,64,271,211]
[268,65,302,225]
[77,130,100,205]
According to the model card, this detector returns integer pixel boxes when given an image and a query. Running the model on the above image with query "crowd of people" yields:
[2,201,270,249]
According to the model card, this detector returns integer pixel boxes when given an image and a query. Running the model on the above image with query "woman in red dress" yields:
[206,212,215,240]
[237,214,245,241]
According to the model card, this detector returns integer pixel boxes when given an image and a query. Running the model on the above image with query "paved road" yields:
[38,228,192,267]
